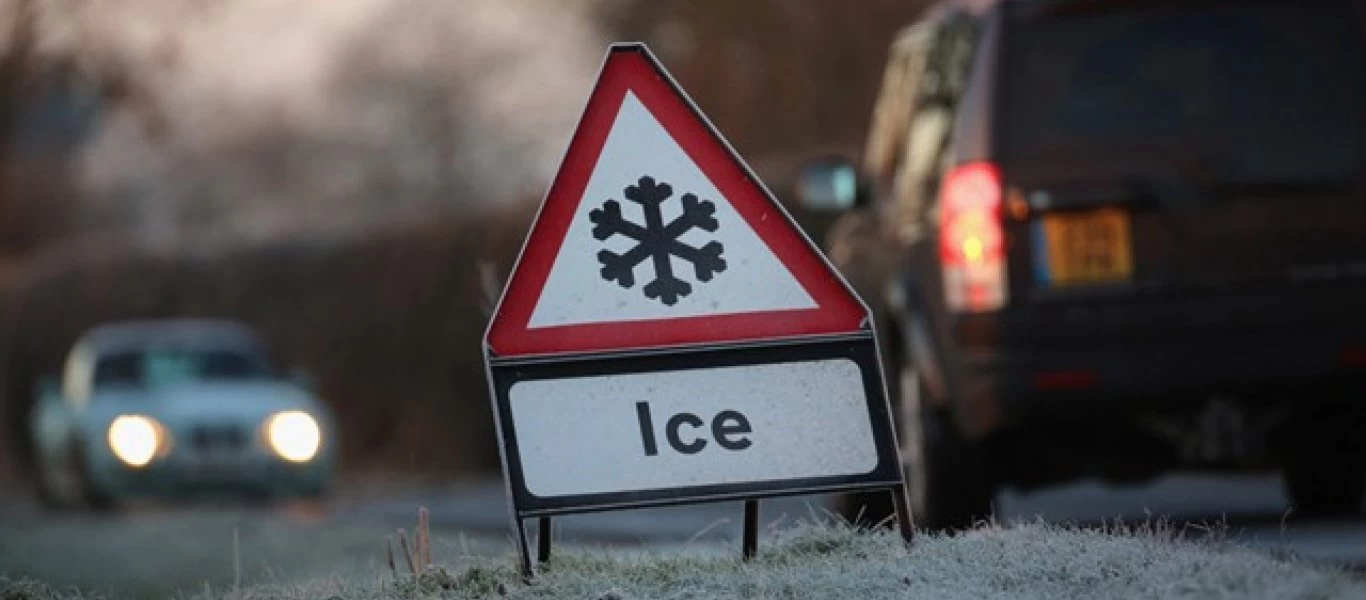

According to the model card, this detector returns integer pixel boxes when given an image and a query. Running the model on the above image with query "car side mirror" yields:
[794,157,867,213]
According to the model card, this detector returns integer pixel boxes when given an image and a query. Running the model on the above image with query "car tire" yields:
[71,442,116,511]
[904,367,995,531]
[839,364,994,531]
[32,438,94,511]
[1284,460,1365,517]
[33,465,68,509]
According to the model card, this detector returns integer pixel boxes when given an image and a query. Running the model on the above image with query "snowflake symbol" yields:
[588,175,727,306]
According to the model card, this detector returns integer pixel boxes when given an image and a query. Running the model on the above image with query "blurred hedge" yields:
[0,0,938,483]
[0,206,533,479]
[615,0,934,159]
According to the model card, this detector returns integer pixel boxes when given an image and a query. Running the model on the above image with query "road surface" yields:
[2,473,1363,597]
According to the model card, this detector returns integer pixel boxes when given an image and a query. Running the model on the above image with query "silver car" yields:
[30,319,335,508]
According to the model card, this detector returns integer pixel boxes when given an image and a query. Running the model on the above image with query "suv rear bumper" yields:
[961,330,1366,421]
[939,286,1366,432]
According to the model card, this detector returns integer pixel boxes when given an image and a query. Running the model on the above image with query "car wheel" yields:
[71,442,116,511]
[905,367,995,531]
[33,463,68,509]
[35,439,93,511]
[839,363,995,531]
[1284,460,1365,517]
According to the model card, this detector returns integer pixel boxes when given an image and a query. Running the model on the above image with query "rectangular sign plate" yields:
[488,334,902,517]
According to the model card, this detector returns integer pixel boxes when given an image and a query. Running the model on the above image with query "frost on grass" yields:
[6,522,1365,600]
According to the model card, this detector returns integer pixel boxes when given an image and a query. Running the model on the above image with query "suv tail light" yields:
[939,162,1007,312]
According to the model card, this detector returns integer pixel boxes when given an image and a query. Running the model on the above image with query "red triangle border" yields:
[486,45,866,358]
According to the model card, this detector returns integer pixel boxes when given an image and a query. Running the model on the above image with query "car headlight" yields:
[108,415,164,468]
[265,411,321,463]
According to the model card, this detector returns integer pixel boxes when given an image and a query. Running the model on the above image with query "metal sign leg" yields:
[742,499,759,559]
[891,486,915,545]
[514,518,534,578]
[538,516,553,563]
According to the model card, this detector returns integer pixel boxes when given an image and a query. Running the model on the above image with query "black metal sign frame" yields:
[485,332,912,576]
[481,42,912,578]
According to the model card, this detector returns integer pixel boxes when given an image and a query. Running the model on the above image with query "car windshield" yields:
[92,346,275,389]
[1003,0,1365,185]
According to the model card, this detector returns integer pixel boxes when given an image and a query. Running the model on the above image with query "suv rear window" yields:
[1003,0,1365,184]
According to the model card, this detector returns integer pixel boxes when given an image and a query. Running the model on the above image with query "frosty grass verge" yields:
[4,521,1364,600]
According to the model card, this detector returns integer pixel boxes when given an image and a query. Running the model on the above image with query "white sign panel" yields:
[508,358,879,498]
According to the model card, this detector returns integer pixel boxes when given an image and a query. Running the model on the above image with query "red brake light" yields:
[939,162,1007,312]
[1033,370,1097,391]
[1343,348,1366,368]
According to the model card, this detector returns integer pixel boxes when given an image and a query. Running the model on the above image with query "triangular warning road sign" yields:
[487,44,866,357]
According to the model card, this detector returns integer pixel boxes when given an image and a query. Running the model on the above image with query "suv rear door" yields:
[998,0,1366,305]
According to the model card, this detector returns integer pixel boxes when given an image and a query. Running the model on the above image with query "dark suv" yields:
[797,0,1366,529]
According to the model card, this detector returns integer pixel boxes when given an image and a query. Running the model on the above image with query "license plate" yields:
[1035,208,1133,286]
